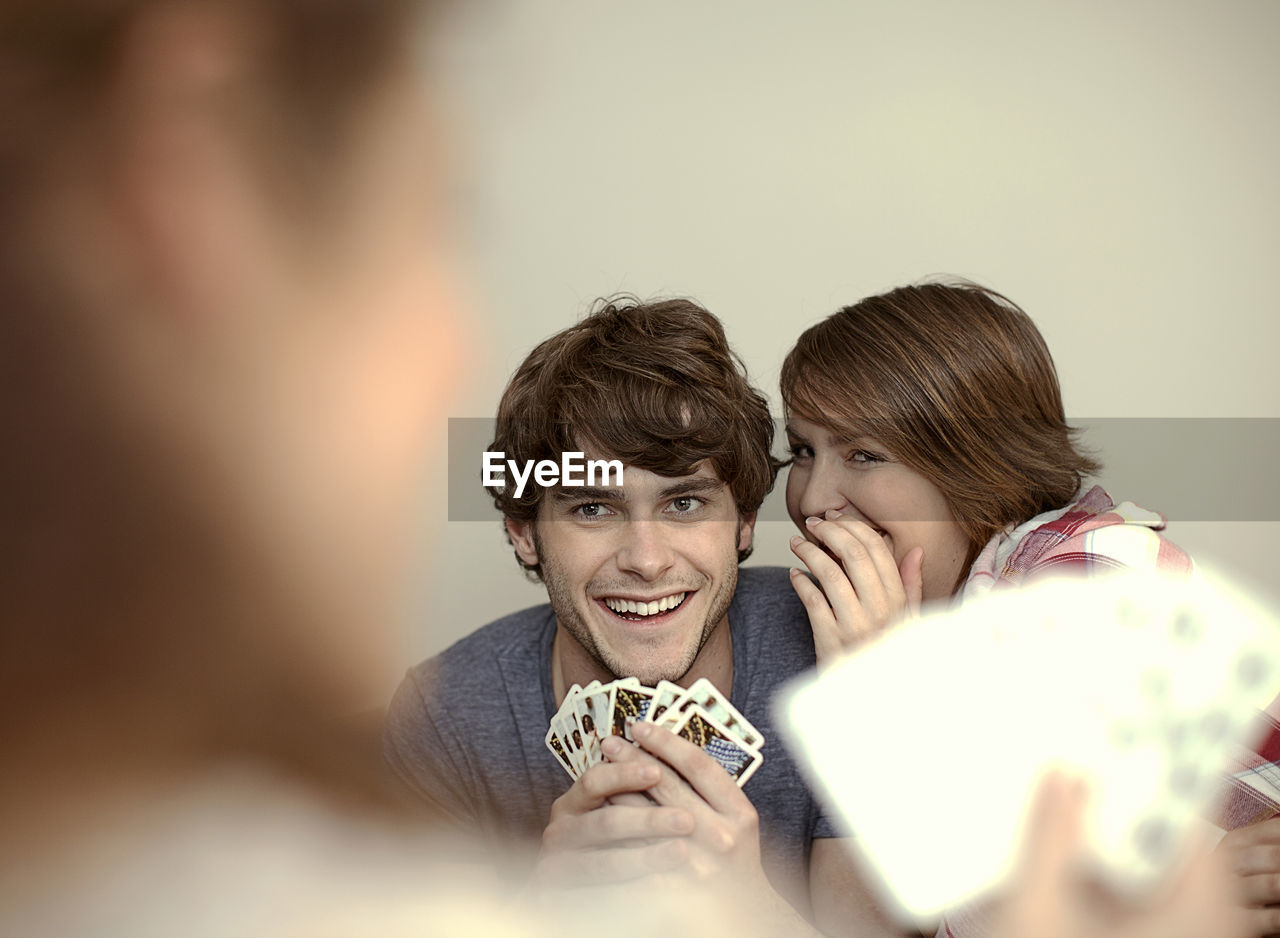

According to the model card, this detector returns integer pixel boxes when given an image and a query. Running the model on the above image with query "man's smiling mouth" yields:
[600,591,688,620]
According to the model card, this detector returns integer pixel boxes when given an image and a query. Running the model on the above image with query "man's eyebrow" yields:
[550,486,623,502]
[658,478,726,499]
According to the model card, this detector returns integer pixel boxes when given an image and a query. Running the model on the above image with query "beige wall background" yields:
[392,0,1279,695]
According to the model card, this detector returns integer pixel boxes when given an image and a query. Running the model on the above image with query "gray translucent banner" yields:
[448,417,1280,522]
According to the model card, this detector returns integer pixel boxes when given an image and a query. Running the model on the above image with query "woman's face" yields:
[784,414,971,602]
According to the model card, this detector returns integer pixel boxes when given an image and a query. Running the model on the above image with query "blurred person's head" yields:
[0,0,461,802]
[780,281,1098,600]
[489,297,781,684]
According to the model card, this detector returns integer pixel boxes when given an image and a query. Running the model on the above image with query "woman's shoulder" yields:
[966,486,1193,595]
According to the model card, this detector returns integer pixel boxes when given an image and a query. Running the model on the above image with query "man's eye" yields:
[573,503,607,518]
[669,496,703,514]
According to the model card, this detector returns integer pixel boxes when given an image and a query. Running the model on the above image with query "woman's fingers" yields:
[820,510,905,601]
[789,513,917,661]
[787,567,844,664]
[899,545,925,615]
[789,536,856,609]
[802,514,904,620]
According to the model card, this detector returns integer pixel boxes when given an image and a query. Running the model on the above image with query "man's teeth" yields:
[603,592,687,617]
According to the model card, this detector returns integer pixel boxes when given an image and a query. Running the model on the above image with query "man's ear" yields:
[505,517,541,568]
[737,510,758,554]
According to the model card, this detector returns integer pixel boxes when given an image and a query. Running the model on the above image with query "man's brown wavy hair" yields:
[489,296,782,578]
[780,279,1100,578]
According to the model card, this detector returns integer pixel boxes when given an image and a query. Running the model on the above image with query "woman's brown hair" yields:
[780,280,1100,576]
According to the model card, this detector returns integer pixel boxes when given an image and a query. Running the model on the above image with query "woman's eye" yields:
[788,443,814,461]
[848,450,884,464]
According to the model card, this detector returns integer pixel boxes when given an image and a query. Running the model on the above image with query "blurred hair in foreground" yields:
[0,0,448,806]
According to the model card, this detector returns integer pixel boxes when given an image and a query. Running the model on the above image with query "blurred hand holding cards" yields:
[546,677,764,786]
[777,567,1280,925]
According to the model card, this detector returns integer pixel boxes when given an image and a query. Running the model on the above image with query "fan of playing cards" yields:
[545,677,765,786]
[779,566,1280,922]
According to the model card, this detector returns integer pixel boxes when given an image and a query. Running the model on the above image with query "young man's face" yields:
[507,462,755,686]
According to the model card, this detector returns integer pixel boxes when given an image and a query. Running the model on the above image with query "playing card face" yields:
[571,693,603,769]
[670,677,763,750]
[544,680,619,778]
[613,683,657,740]
[554,683,581,730]
[645,680,686,725]
[544,724,576,779]
[670,704,763,787]
[777,566,1280,924]
[580,683,617,740]
[553,712,589,777]
[545,677,769,787]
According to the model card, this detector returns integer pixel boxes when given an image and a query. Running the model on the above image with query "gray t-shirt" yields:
[384,566,836,909]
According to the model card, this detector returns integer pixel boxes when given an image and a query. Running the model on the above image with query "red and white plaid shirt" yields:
[962,485,1193,597]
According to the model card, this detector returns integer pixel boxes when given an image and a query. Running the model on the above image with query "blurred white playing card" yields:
[777,567,1280,924]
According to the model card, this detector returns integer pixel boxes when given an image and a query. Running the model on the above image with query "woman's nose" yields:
[794,461,850,521]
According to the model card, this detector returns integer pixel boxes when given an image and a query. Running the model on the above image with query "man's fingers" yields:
[604,732,706,811]
[601,733,708,808]
[542,803,695,851]
[630,721,745,815]
[608,791,654,807]
[536,838,689,887]
[602,733,665,768]
[552,760,660,816]
[628,722,763,876]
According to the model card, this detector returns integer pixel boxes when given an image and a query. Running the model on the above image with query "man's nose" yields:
[614,521,677,581]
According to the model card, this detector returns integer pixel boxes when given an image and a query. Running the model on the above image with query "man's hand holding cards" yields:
[545,677,765,785]
[536,677,770,890]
